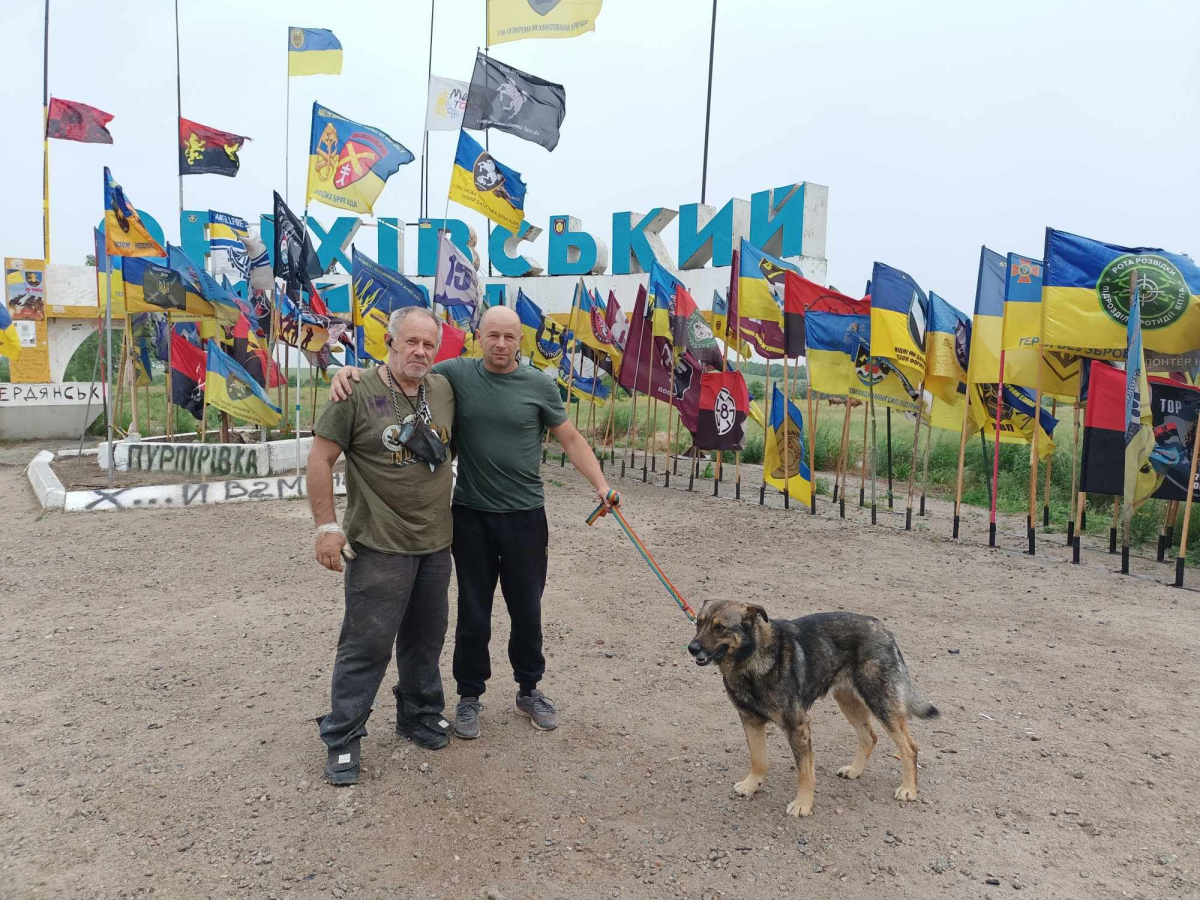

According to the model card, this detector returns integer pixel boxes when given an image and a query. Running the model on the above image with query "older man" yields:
[309,306,454,785]
[330,305,612,739]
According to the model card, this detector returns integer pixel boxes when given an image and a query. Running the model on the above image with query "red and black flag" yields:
[695,371,749,450]
[783,271,870,358]
[170,330,207,420]
[1078,360,1124,496]
[179,118,249,177]
[46,98,113,143]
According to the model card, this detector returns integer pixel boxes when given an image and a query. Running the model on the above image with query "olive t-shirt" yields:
[431,357,568,512]
[314,369,454,555]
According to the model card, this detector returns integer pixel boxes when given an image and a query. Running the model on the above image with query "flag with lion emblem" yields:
[306,103,413,214]
[695,371,748,450]
[763,383,812,506]
[462,53,566,151]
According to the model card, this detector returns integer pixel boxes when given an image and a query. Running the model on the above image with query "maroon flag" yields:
[695,371,749,450]
[617,285,672,401]
[179,118,249,177]
[46,98,113,143]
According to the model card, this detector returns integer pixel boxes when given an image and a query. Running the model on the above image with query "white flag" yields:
[434,232,481,311]
[425,76,469,132]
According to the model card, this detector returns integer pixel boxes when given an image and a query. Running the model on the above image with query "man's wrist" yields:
[315,522,345,538]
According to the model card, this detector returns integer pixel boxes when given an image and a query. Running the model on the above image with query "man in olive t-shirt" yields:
[330,305,613,739]
[309,307,455,786]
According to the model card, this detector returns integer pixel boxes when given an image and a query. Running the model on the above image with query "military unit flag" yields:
[487,0,603,45]
[694,371,749,451]
[103,168,165,258]
[47,98,113,143]
[869,262,928,385]
[737,239,796,325]
[924,292,970,405]
[433,232,482,311]
[306,104,413,214]
[517,290,565,370]
[205,341,281,427]
[448,130,527,232]
[464,54,567,152]
[352,248,427,363]
[169,330,206,420]
[288,28,342,76]
[272,192,321,293]
[121,256,213,318]
[763,384,813,506]
[179,119,248,177]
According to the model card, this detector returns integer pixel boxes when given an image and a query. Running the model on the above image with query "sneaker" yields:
[454,697,484,740]
[325,739,360,786]
[514,689,558,731]
[396,712,451,750]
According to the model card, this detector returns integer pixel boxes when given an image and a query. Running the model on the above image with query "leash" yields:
[586,490,697,623]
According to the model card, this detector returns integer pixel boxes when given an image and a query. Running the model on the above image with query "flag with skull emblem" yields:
[695,371,749,451]
[462,53,566,152]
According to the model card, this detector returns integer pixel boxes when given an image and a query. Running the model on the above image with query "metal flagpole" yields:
[700,0,717,204]
[422,0,435,218]
[42,0,50,263]
[174,0,184,221]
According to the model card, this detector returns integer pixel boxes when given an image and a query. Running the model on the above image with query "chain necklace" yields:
[385,365,428,428]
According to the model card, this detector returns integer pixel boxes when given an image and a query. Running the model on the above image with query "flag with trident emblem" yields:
[305,103,413,214]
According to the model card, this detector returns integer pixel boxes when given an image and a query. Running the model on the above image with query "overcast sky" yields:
[3,0,1198,313]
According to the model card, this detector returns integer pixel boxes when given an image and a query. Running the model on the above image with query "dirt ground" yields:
[1,442,1197,900]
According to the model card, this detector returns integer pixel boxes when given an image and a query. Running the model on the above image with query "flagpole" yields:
[622,301,645,477]
[1159,500,1179,564]
[664,349,677,488]
[174,0,185,223]
[1072,360,1091,564]
[561,286,581,466]
[422,0,435,217]
[645,397,659,482]
[1067,374,1083,546]
[1174,414,1200,586]
[868,365,878,525]
[781,357,791,510]
[604,355,618,465]
[1026,346,1044,555]
[42,0,50,263]
[835,398,852,517]
[104,252,114,485]
[919,417,933,516]
[1110,498,1120,555]
[905,336,930,531]
[804,349,815,516]
[1121,270,1141,574]
[758,363,772,506]
[858,387,869,507]
[1042,397,1057,529]
[712,291,729,496]
[700,0,717,203]
[989,351,1007,546]
[885,407,894,510]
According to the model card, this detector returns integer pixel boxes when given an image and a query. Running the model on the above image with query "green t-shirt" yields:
[314,369,455,555]
[432,357,568,512]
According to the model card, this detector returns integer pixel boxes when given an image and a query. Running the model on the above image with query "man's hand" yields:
[329,365,364,402]
[316,531,347,573]
[597,483,615,509]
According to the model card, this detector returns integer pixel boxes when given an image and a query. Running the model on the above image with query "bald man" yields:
[330,305,612,738]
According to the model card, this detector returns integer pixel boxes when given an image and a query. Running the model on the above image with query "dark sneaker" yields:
[325,740,360,786]
[454,697,484,740]
[396,712,451,750]
[515,689,558,731]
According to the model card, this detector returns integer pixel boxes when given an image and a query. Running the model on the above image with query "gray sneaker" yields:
[454,697,484,739]
[515,689,558,731]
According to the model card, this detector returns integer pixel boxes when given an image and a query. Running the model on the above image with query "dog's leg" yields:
[784,717,815,817]
[733,712,768,797]
[833,688,878,780]
[884,715,920,801]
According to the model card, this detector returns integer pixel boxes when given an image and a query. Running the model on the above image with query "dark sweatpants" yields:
[451,506,549,698]
[318,544,452,750]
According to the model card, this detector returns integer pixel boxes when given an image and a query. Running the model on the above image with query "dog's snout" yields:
[687,638,702,656]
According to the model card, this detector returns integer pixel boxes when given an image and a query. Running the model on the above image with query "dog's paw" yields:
[785,797,813,817]
[733,776,763,797]
[836,765,863,780]
[894,785,917,802]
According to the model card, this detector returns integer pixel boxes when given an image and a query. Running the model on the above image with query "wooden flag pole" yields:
[952,382,973,539]
[781,356,791,510]
[199,339,209,445]
[759,367,773,506]
[165,312,174,439]
[1109,497,1120,555]
[868,369,878,525]
[805,369,815,516]
[644,398,659,482]
[1026,345,1044,555]
[858,392,870,508]
[623,303,647,476]
[905,334,931,530]
[1174,426,1200,585]
[1066,373,1083,546]
[886,407,894,510]
[1159,500,1180,563]
[604,359,618,465]
[664,351,677,488]
[919,418,933,516]
[561,288,581,467]
[1043,397,1057,528]
[835,399,853,518]
[124,314,140,437]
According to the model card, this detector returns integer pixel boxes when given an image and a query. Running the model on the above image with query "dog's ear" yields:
[744,605,768,624]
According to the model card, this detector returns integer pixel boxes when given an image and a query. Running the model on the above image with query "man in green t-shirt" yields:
[309,306,455,786]
[330,305,612,738]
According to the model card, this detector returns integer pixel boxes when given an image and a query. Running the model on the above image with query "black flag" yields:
[272,192,322,292]
[463,53,566,152]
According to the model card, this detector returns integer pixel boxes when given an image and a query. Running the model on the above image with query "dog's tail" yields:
[906,695,940,720]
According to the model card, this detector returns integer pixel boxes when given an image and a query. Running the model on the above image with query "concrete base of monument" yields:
[27,448,346,514]
[0,383,106,440]
[96,433,315,477]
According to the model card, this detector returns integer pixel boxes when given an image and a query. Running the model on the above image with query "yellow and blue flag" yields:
[804,310,867,396]
[966,246,1006,385]
[1002,252,1080,398]
[487,0,604,45]
[763,383,813,506]
[167,244,242,325]
[557,348,610,404]
[925,291,970,405]
[737,239,796,324]
[869,262,928,385]
[0,303,20,361]
[205,341,281,427]
[647,260,684,340]
[352,247,427,363]
[103,167,165,258]
[930,385,1057,459]
[307,104,413,214]
[122,257,213,318]
[448,130,526,233]
[288,27,342,76]
[1042,228,1200,357]
[517,290,564,371]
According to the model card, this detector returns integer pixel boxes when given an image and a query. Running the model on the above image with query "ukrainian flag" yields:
[517,290,563,371]
[103,167,165,259]
[966,246,1007,385]
[205,341,281,427]
[122,257,213,318]
[1002,251,1080,398]
[352,247,427,363]
[869,262,928,384]
[804,310,866,396]
[738,239,796,324]
[0,303,20,361]
[167,244,242,325]
[647,261,683,340]
[925,292,970,405]
[307,104,413,215]
[448,130,526,233]
[288,28,342,76]
[1043,228,1200,357]
[763,383,812,506]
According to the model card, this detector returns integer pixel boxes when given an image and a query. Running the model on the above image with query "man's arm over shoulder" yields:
[430,356,469,388]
